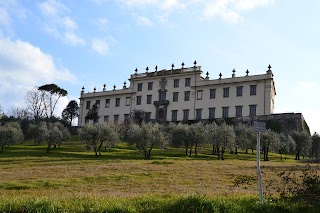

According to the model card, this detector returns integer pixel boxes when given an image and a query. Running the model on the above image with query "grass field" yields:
[0,139,319,212]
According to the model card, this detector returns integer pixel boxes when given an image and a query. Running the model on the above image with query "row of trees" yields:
[79,121,319,160]
[0,121,70,153]
[1,84,79,127]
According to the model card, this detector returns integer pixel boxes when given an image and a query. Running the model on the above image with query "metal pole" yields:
[257,131,263,204]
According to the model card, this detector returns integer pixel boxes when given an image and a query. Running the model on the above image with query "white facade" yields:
[78,64,276,126]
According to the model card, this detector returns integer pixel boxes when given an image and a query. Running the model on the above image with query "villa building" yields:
[78,62,276,126]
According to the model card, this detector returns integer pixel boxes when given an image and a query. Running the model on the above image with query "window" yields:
[126,97,131,106]
[145,112,151,122]
[196,109,202,120]
[86,101,91,109]
[159,92,166,103]
[223,88,229,98]
[104,116,109,122]
[197,90,203,100]
[222,107,229,118]
[114,115,119,123]
[184,91,190,101]
[105,99,110,108]
[136,96,142,105]
[172,110,178,121]
[249,105,257,116]
[148,82,153,90]
[209,108,215,119]
[185,78,191,87]
[174,79,179,88]
[250,85,257,96]
[137,83,143,91]
[236,86,243,97]
[235,106,243,117]
[95,100,100,108]
[147,95,152,104]
[173,92,179,102]
[115,98,120,107]
[183,109,189,121]
[124,114,130,121]
[210,89,216,99]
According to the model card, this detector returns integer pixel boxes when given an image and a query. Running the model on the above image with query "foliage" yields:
[46,123,63,153]
[28,122,48,145]
[25,88,47,121]
[132,109,146,125]
[61,100,79,126]
[311,132,320,159]
[38,83,68,118]
[79,123,119,156]
[127,122,167,158]
[0,122,24,152]
[291,131,312,160]
[261,129,281,161]
[234,124,256,154]
[85,103,99,123]
[167,123,189,155]
[206,123,235,160]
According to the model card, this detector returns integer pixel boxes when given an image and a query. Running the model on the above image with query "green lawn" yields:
[0,140,318,212]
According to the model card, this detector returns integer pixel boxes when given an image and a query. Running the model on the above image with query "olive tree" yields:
[234,124,256,154]
[219,123,236,160]
[207,123,235,160]
[187,122,207,156]
[28,122,48,145]
[0,122,24,152]
[127,122,167,159]
[261,129,281,161]
[291,131,312,160]
[46,123,62,153]
[79,123,119,156]
[311,132,320,159]
[206,122,220,155]
[278,134,296,160]
[167,123,189,155]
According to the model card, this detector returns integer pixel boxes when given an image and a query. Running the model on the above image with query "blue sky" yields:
[0,0,319,133]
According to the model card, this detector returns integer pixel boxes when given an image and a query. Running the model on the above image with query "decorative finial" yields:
[135,68,138,74]
[155,65,158,71]
[81,86,85,92]
[219,72,222,79]
[171,63,174,70]
[194,60,197,66]
[206,71,209,77]
[146,66,149,73]
[232,69,236,78]
[268,64,272,71]
[93,87,96,92]
[113,85,116,90]
[103,84,106,91]
[123,81,127,89]
[246,69,249,76]
[181,62,185,68]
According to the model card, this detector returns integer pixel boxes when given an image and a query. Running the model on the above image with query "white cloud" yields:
[38,0,85,46]
[137,16,153,26]
[91,38,109,55]
[0,37,77,114]
[0,8,11,26]
[202,0,274,23]
[161,0,185,12]
[64,32,86,46]
[118,0,157,7]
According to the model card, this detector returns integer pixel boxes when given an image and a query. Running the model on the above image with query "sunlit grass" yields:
[0,140,318,212]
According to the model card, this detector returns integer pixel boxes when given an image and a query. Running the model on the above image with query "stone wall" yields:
[231,113,309,134]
